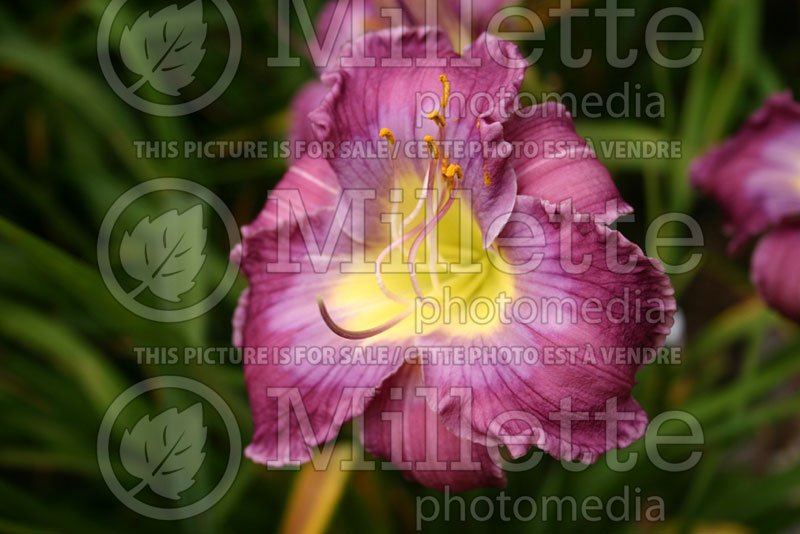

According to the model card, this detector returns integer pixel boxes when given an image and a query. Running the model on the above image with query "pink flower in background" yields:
[691,91,800,323]
[234,29,675,491]
[691,92,800,252]
[751,223,800,323]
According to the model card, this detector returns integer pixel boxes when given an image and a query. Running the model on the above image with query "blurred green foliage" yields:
[0,0,799,532]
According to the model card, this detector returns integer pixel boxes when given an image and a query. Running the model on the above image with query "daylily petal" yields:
[236,193,411,466]
[229,155,339,268]
[751,223,800,323]
[288,81,331,163]
[272,155,342,217]
[690,91,800,252]
[310,28,527,246]
[232,287,250,348]
[504,102,633,223]
[230,156,340,247]
[421,196,675,462]
[287,0,400,160]
[363,363,506,491]
[311,27,454,150]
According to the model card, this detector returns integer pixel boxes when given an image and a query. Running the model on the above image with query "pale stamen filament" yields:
[375,165,453,304]
[402,156,434,228]
[380,128,402,237]
[426,175,442,293]
[374,220,424,304]
[425,136,449,293]
[319,75,461,340]
[409,189,456,299]
[375,154,446,303]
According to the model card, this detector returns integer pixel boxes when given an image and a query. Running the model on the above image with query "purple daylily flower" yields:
[751,222,800,323]
[691,91,800,323]
[234,29,675,491]
[691,91,800,251]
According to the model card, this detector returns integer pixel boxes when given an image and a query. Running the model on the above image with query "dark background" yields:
[1,0,799,532]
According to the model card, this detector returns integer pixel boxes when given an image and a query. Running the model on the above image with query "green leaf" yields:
[0,31,156,181]
[0,301,127,415]
[0,214,189,345]
[119,0,208,96]
[120,404,207,500]
[119,205,208,302]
